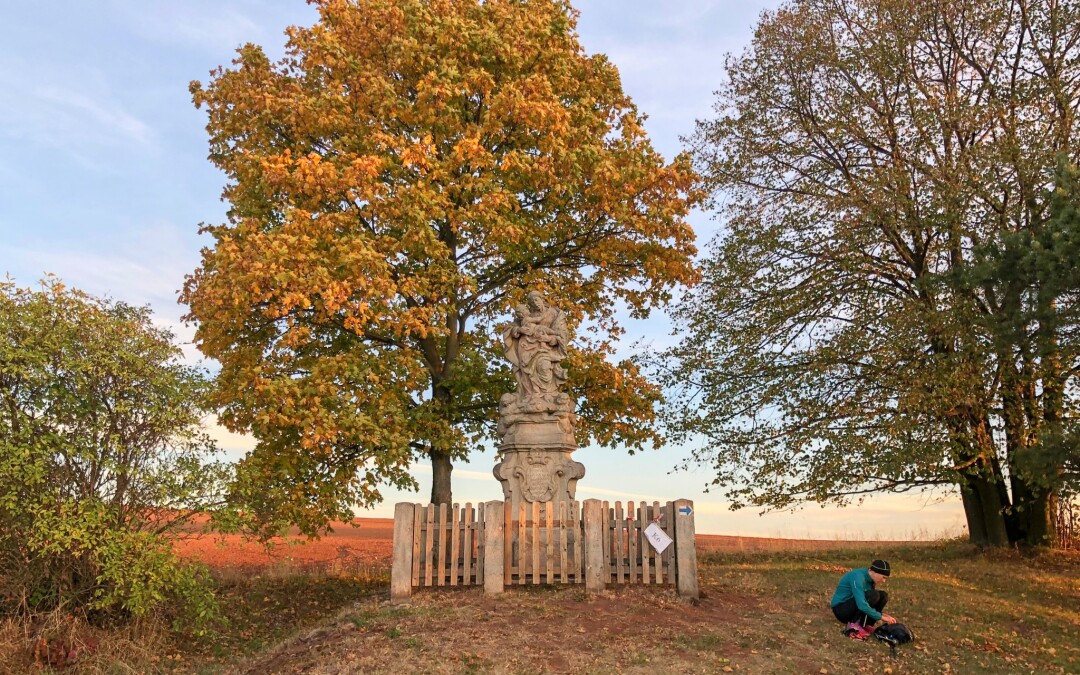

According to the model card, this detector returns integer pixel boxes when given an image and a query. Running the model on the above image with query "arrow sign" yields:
[678,505,693,516]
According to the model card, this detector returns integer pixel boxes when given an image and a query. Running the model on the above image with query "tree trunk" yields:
[429,448,453,505]
[965,412,1011,547]
[428,375,455,505]
[957,470,1009,548]
[949,418,1009,547]
[989,454,1022,543]
[999,364,1033,543]
[1013,484,1058,547]
[960,480,990,547]
[1028,327,1064,548]
[973,474,1010,547]
[1000,356,1063,547]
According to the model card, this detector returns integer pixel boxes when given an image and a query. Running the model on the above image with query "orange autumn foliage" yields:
[183,0,700,536]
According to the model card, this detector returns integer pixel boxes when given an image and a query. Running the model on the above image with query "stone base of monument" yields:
[492,445,585,514]
[493,394,584,515]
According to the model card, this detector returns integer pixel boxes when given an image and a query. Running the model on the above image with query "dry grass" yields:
[5,539,1079,674]
[0,559,389,675]
[226,539,1080,675]
[0,609,172,674]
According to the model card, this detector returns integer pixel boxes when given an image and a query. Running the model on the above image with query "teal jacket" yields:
[830,567,881,621]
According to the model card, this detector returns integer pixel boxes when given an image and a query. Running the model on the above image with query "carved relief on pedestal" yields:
[496,391,576,448]
[493,448,586,504]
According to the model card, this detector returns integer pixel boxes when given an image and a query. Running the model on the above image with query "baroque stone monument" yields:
[493,291,585,510]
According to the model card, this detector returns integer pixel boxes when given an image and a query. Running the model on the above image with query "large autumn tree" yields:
[183,0,699,534]
[662,0,1080,547]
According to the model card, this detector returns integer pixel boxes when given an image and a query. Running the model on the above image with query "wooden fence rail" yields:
[392,498,698,602]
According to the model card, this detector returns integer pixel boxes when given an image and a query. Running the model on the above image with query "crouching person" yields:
[830,559,896,640]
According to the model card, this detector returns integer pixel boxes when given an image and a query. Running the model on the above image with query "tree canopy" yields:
[663,0,1080,547]
[183,0,699,534]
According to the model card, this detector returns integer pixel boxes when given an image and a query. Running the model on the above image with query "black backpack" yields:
[873,623,915,654]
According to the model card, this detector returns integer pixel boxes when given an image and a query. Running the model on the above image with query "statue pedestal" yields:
[493,397,585,512]
[493,444,585,512]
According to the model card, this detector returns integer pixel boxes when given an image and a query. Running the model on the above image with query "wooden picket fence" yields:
[398,501,488,588]
[504,500,583,585]
[391,499,698,602]
[597,500,677,585]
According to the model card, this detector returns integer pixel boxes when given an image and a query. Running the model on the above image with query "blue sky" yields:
[0,1,964,539]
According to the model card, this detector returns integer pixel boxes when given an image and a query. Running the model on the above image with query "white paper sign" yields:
[644,522,672,554]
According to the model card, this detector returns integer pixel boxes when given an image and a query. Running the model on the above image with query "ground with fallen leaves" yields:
[7,522,1078,673]
[217,540,1078,674]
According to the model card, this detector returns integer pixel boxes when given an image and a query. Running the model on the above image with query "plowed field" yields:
[174,517,906,573]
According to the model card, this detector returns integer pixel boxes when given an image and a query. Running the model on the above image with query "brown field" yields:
[173,518,396,572]
[173,517,908,573]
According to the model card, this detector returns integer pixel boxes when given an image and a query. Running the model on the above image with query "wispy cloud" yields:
[10,241,189,311]
[4,233,209,366]
[117,4,262,54]
[0,59,156,158]
[576,485,669,502]
[0,158,17,180]
[409,464,493,482]
[34,86,153,146]
[646,1,722,31]
[7,221,198,323]
[575,0,776,157]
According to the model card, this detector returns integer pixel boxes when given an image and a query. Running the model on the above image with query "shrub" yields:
[0,278,227,626]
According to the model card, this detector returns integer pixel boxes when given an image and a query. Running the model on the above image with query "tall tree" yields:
[183,0,699,534]
[663,0,1080,546]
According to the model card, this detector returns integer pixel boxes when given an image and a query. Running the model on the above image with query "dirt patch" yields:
[234,584,778,675]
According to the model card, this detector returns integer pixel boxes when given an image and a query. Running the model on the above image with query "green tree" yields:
[968,156,1080,540]
[663,0,1080,546]
[0,278,225,621]
[183,0,699,533]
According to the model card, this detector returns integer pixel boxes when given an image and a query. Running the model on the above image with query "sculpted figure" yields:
[494,290,584,506]
[503,291,569,399]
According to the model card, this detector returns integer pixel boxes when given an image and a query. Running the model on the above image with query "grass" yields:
[2,540,1077,673]
[0,561,390,674]
[694,541,1080,673]
[184,562,390,662]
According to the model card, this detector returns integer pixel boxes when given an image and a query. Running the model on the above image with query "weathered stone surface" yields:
[494,291,585,508]
[496,391,576,449]
[502,290,569,399]
[493,448,585,503]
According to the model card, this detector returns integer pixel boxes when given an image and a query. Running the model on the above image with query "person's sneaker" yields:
[844,622,869,640]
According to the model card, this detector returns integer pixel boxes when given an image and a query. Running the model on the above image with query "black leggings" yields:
[832,590,888,626]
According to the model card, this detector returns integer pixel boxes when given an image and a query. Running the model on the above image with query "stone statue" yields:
[503,291,569,398]
[494,291,584,509]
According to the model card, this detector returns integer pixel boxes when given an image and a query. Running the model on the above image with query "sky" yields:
[0,1,966,539]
